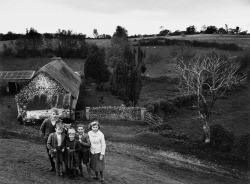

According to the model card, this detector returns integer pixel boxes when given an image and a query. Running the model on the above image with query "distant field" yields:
[85,38,111,47]
[0,58,85,75]
[140,45,243,78]
[133,34,250,50]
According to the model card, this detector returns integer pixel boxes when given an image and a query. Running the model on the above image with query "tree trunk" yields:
[198,99,211,143]
[202,119,210,143]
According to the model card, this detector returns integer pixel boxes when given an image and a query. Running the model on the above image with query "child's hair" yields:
[88,120,101,130]
[68,128,76,135]
[51,107,59,115]
[77,123,85,129]
[55,121,64,129]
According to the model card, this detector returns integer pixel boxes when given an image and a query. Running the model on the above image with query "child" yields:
[65,128,80,179]
[76,124,91,178]
[47,122,66,176]
[88,120,106,184]
[41,108,59,171]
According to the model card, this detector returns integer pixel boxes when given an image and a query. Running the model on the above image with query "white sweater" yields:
[88,130,106,155]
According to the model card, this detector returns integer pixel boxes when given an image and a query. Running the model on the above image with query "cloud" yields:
[41,0,202,14]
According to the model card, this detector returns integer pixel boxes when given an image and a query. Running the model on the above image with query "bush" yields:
[95,82,110,91]
[147,123,173,132]
[232,134,250,162]
[1,44,14,57]
[160,130,189,140]
[145,95,196,116]
[145,123,189,140]
[172,95,196,108]
[209,124,235,152]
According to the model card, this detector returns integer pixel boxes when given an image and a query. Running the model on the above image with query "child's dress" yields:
[65,139,80,169]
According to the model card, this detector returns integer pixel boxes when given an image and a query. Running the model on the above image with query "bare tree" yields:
[175,49,239,143]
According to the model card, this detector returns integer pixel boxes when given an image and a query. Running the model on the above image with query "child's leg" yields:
[79,156,83,176]
[100,171,104,180]
[95,171,99,179]
[100,171,105,183]
[53,158,59,176]
[86,163,91,178]
[67,168,73,178]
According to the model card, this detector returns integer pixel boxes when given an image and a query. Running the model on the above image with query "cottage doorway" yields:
[8,82,17,93]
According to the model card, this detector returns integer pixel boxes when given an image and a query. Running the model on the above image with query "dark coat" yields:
[40,118,57,142]
[76,133,91,152]
[47,132,66,157]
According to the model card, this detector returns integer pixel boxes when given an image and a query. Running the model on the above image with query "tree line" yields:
[157,24,248,36]
[1,28,88,58]
[0,28,86,41]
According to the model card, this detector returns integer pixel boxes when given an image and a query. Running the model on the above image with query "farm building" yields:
[0,71,35,94]
[15,59,81,123]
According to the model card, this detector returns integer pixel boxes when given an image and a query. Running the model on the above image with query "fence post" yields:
[86,107,90,120]
[140,107,147,122]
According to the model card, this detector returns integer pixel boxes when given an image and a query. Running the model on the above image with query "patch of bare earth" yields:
[0,137,249,184]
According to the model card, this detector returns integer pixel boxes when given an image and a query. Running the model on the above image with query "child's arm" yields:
[100,132,106,156]
[80,135,91,147]
[61,135,66,152]
[40,119,47,136]
[47,133,53,150]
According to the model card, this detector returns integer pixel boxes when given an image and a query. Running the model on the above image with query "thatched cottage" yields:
[15,59,81,123]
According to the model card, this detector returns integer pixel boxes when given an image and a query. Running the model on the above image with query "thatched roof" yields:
[36,59,81,99]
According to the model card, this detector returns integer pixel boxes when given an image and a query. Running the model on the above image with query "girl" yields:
[88,120,106,184]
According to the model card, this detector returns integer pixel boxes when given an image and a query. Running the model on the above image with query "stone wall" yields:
[86,106,146,121]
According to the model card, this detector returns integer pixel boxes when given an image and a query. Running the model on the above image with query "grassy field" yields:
[86,38,111,48]
[134,34,250,50]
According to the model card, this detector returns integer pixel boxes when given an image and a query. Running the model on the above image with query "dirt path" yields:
[0,138,249,184]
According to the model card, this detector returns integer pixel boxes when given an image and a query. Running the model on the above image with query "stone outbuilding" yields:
[15,59,81,123]
[0,71,35,94]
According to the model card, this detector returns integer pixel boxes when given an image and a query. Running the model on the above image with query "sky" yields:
[1,0,250,37]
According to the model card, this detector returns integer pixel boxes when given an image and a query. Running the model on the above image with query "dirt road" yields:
[0,138,249,184]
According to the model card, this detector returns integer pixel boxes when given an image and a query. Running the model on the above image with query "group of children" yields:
[40,108,106,183]
[47,122,91,179]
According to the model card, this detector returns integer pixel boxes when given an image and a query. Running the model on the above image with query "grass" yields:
[0,57,85,75]
[85,38,111,48]
[135,34,250,50]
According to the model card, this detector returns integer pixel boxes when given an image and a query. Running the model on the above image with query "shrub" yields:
[160,130,189,140]
[2,44,14,57]
[147,123,173,132]
[232,134,250,162]
[209,124,235,152]
[172,95,196,108]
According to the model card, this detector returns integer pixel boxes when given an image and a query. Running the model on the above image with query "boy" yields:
[76,124,91,178]
[47,122,66,176]
[40,108,59,171]
[65,128,81,179]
